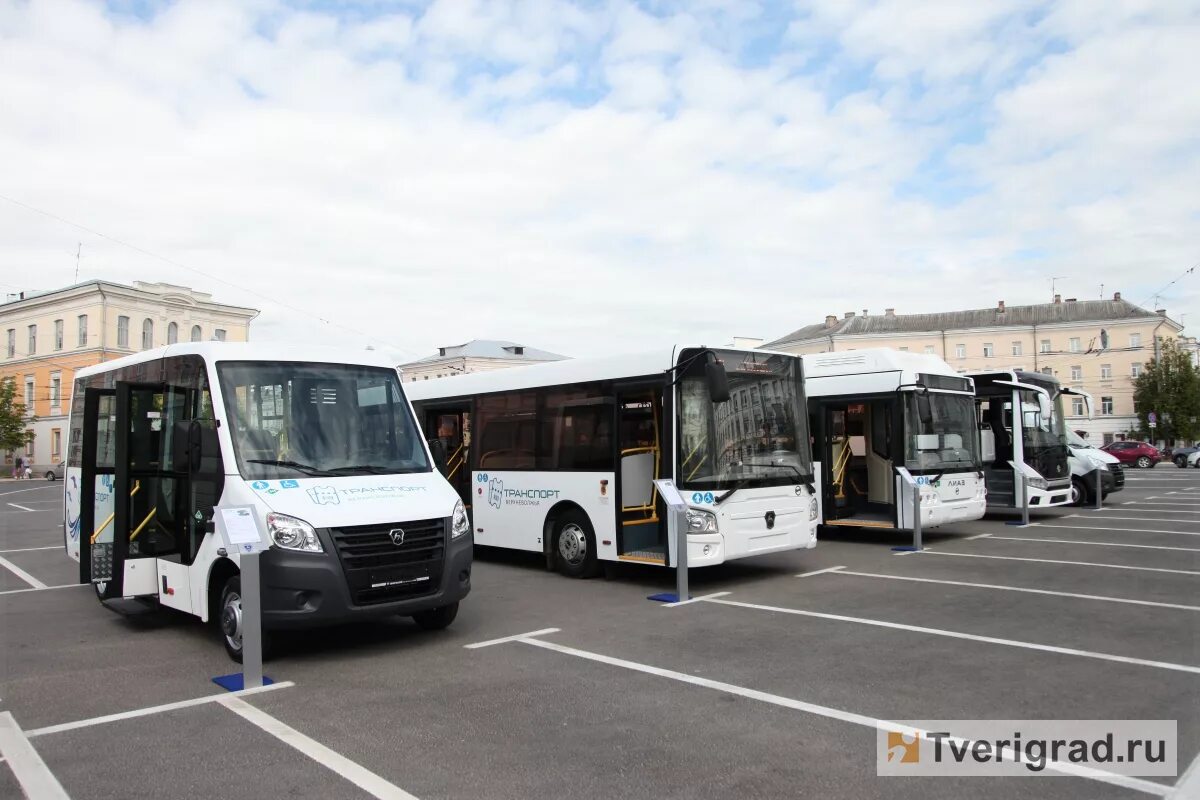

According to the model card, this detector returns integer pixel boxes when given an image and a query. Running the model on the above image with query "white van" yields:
[64,343,472,660]
[1066,430,1124,505]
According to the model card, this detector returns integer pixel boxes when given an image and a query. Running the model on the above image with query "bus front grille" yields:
[328,518,447,605]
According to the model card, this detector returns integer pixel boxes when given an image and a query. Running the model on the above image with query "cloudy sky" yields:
[1,0,1197,362]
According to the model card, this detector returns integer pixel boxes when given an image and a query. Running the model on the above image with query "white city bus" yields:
[968,369,1072,510]
[803,349,986,532]
[406,346,819,577]
[63,343,472,660]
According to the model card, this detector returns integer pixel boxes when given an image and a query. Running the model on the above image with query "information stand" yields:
[214,506,271,689]
[649,479,691,603]
[892,467,923,552]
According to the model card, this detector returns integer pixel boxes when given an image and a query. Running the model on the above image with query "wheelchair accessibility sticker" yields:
[691,492,716,504]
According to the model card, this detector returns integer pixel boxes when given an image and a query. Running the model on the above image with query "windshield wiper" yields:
[327,465,406,475]
[715,479,749,505]
[756,462,815,489]
[245,459,332,476]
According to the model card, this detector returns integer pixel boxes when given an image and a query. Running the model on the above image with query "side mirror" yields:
[705,358,730,403]
[917,393,934,425]
[427,438,448,474]
[172,420,219,476]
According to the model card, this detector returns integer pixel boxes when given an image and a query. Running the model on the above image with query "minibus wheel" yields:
[553,511,600,579]
[1069,478,1087,507]
[412,602,459,631]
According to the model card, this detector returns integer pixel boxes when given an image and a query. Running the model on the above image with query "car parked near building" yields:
[1188,450,1200,468]
[31,461,65,481]
[1102,440,1163,468]
[1170,445,1200,468]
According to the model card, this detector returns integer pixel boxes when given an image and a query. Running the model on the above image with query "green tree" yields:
[0,376,35,453]
[1132,338,1200,443]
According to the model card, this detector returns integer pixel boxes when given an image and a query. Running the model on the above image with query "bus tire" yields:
[412,602,459,631]
[218,575,272,663]
[553,510,600,579]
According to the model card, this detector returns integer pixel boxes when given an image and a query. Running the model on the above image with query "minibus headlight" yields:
[808,495,818,521]
[686,508,718,534]
[451,500,470,538]
[266,512,323,553]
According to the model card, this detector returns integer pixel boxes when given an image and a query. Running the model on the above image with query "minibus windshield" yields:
[218,361,430,480]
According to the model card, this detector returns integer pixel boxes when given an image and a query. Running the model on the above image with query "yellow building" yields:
[2,281,258,474]
[765,293,1192,444]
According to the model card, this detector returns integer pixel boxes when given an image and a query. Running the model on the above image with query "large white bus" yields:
[406,345,819,577]
[803,349,986,532]
[64,343,472,660]
[968,369,1072,510]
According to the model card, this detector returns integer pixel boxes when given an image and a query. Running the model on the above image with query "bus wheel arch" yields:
[206,558,239,626]
[543,502,601,579]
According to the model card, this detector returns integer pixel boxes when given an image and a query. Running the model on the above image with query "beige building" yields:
[399,339,566,382]
[2,280,258,474]
[765,293,1192,444]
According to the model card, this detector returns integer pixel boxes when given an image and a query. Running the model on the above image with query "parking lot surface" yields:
[2,466,1198,799]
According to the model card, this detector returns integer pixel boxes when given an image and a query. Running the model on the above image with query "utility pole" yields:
[74,243,81,284]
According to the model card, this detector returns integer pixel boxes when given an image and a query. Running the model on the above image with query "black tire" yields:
[412,602,459,631]
[1135,456,1152,468]
[1177,456,1188,468]
[552,510,601,578]
[1069,478,1088,507]
[217,575,272,663]
[45,471,56,481]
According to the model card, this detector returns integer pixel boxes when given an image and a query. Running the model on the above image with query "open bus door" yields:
[423,405,471,509]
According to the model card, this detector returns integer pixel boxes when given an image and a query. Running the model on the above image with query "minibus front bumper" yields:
[257,524,472,629]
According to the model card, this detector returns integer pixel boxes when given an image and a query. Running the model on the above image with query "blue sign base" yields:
[212,673,275,692]
[647,592,689,603]
[1004,521,1028,526]
[891,546,919,552]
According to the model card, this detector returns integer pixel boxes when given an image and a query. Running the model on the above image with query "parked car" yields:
[33,461,65,481]
[1101,440,1163,468]
[1066,431,1123,505]
[1171,445,1200,468]
[1188,451,1200,468]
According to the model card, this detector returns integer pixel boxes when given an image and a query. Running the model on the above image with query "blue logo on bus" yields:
[477,473,489,483]
[280,479,299,489]
[251,481,270,491]
[691,492,715,504]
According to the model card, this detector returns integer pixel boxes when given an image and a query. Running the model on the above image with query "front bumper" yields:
[258,530,472,630]
[1081,468,1120,496]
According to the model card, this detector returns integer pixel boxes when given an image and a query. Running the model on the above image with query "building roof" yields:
[0,279,258,316]
[403,339,567,365]
[765,296,1178,349]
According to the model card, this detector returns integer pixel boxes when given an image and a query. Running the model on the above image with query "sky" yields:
[1,0,1197,363]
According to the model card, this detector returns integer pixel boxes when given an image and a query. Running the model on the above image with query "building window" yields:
[5,329,13,358]
[1070,365,1082,382]
[51,428,61,460]
[141,318,154,349]
[213,329,227,342]
[898,346,909,352]
[27,324,36,355]
[1069,337,1081,353]
[1071,397,1085,416]
[1011,341,1022,356]
[1100,396,1113,415]
[1131,362,1142,378]
[167,322,178,344]
[1130,333,1141,348]
[1040,339,1051,353]
[1103,432,1115,445]
[1100,364,1112,380]
[117,316,130,348]
[77,314,88,347]
[190,325,202,342]
[50,374,61,409]
[982,343,994,358]
[24,376,34,414]
[54,319,63,351]
[923,345,935,355]
[25,431,34,457]
[1041,366,1053,375]
[955,344,965,359]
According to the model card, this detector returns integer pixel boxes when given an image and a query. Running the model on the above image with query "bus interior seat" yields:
[620,452,655,508]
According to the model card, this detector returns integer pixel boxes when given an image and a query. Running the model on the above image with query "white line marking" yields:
[6,503,34,512]
[663,591,731,607]
[0,555,47,590]
[795,566,846,578]
[463,628,561,649]
[0,546,59,553]
[965,533,992,540]
[511,636,1170,796]
[220,695,419,799]
[1086,508,1200,515]
[0,712,70,799]
[912,550,1200,576]
[1032,523,1200,536]
[988,535,1200,553]
[702,597,1200,675]
[0,584,83,597]
[27,682,295,738]
[1170,746,1200,799]
[832,569,1200,612]
[0,485,61,497]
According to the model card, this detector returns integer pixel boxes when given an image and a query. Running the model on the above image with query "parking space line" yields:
[1032,523,1199,536]
[6,503,35,512]
[1171,749,1200,799]
[0,546,60,554]
[700,597,1200,675]
[0,485,61,497]
[910,550,1200,576]
[0,555,47,590]
[506,635,1170,796]
[0,712,70,799]
[1090,508,1200,515]
[219,695,418,800]
[988,535,1200,553]
[663,591,731,607]
[0,584,83,597]
[828,569,1200,612]
[965,533,992,540]
[26,682,295,738]
[464,628,562,649]
[796,566,846,578]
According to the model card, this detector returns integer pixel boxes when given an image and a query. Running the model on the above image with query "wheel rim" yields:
[557,523,588,566]
[1137,457,1151,468]
[221,591,243,652]
[1070,484,1081,505]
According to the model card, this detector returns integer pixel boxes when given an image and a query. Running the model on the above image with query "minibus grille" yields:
[328,517,446,605]
[1110,463,1125,488]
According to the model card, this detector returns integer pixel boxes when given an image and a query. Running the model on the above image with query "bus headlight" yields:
[809,496,818,521]
[266,512,323,553]
[686,508,718,534]
[1027,476,1048,490]
[451,500,470,538]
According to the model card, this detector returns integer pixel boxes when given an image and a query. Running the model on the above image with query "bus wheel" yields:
[412,602,459,631]
[219,576,246,662]
[553,512,600,579]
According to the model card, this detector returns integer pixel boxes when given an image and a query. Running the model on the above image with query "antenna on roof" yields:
[1050,276,1069,301]
[74,242,82,284]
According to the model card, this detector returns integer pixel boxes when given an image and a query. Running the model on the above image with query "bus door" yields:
[616,386,662,558]
[423,406,471,507]
[79,387,116,590]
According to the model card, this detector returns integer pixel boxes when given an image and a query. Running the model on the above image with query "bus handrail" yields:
[90,480,141,545]
[129,508,158,542]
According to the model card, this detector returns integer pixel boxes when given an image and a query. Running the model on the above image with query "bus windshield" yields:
[904,392,981,471]
[678,349,812,490]
[217,361,430,480]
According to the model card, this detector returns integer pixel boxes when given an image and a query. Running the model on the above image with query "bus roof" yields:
[967,368,1062,396]
[73,341,400,380]
[405,344,796,402]
[802,348,972,395]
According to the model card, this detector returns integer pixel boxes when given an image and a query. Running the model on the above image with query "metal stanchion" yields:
[1020,471,1030,527]
[912,479,923,551]
[241,550,264,689]
[675,504,688,603]
[1094,468,1103,510]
